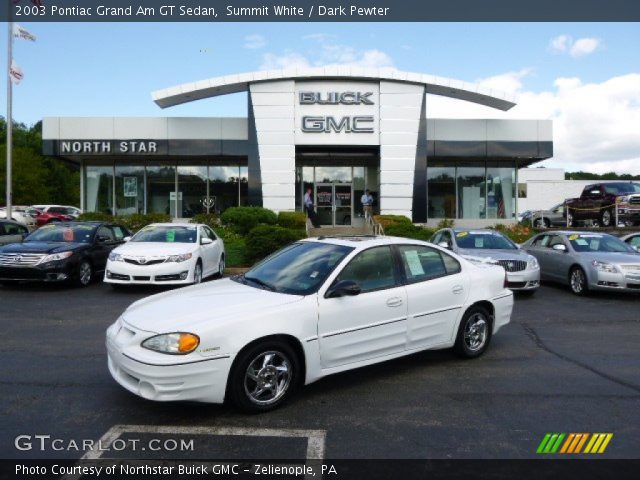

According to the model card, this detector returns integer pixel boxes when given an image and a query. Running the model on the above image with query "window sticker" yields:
[310,271,319,279]
[474,237,485,248]
[404,250,425,276]
[62,229,74,242]
[575,239,589,246]
[166,230,176,242]
[568,234,579,241]
[470,231,492,235]
[456,231,469,238]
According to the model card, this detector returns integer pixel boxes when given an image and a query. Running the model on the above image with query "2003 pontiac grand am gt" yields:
[106,236,513,412]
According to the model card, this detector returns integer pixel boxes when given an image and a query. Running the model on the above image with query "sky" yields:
[2,22,640,174]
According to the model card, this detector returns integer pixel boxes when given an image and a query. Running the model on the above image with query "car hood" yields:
[576,251,640,265]
[122,278,305,333]
[114,242,197,256]
[0,242,85,254]
[458,248,530,261]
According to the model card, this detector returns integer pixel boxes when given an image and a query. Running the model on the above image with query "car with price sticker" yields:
[522,231,640,295]
[106,235,513,411]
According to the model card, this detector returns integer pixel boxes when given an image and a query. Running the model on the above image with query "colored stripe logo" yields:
[537,433,612,454]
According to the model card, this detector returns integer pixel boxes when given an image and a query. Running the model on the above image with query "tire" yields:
[533,218,550,229]
[600,208,614,227]
[227,340,299,412]
[569,266,589,296]
[76,260,93,287]
[217,254,225,278]
[567,212,574,227]
[193,260,203,285]
[454,306,492,359]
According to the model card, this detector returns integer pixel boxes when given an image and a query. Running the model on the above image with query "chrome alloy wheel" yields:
[244,351,292,406]
[570,268,586,294]
[464,313,488,352]
[78,262,92,286]
[218,255,225,275]
[193,262,202,284]
[602,209,612,226]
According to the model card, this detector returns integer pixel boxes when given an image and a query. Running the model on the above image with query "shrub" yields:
[489,223,535,244]
[190,213,219,229]
[76,212,171,232]
[373,214,412,228]
[245,225,306,263]
[76,212,113,222]
[436,218,455,229]
[220,206,277,234]
[277,211,307,229]
[384,223,435,241]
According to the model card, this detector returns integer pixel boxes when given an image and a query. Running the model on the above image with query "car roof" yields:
[534,230,614,237]
[301,235,430,249]
[144,223,199,228]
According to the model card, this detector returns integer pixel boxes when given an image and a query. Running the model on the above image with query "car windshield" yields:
[603,183,640,194]
[455,231,517,250]
[131,225,197,243]
[568,234,636,253]
[236,241,354,295]
[25,224,96,244]
[49,207,77,215]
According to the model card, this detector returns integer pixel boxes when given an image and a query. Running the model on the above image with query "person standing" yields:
[361,189,374,222]
[304,187,321,228]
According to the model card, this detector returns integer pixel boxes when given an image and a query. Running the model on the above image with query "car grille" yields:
[496,259,527,272]
[124,257,166,266]
[629,196,640,205]
[0,253,46,266]
[621,264,640,272]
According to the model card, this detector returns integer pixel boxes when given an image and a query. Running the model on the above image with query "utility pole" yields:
[6,18,13,219]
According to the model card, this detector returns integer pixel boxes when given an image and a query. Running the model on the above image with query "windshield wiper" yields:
[243,275,277,292]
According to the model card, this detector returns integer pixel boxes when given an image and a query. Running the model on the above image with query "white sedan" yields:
[106,236,513,412]
[104,223,225,286]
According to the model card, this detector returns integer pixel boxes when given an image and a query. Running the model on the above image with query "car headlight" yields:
[527,256,539,270]
[618,196,630,204]
[40,251,74,264]
[108,252,124,262]
[166,253,193,263]
[141,332,200,355]
[592,260,619,273]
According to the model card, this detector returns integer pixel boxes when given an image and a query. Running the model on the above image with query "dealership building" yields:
[42,67,553,226]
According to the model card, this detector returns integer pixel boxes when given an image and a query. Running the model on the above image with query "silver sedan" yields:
[621,233,640,252]
[431,228,540,293]
[522,231,640,295]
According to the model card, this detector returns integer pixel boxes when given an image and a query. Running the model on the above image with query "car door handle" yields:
[386,297,403,307]
[452,285,464,294]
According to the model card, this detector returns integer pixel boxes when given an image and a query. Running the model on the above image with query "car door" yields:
[92,226,120,271]
[524,234,550,278]
[544,234,573,281]
[396,244,468,350]
[199,226,219,276]
[206,226,224,273]
[317,246,408,369]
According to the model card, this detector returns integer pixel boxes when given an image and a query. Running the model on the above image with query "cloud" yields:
[302,33,337,42]
[427,72,640,175]
[244,34,266,49]
[548,35,601,58]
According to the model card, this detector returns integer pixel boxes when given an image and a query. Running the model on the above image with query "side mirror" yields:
[552,244,567,252]
[201,237,214,245]
[632,245,639,252]
[97,235,110,243]
[437,241,451,250]
[123,236,131,242]
[326,280,361,298]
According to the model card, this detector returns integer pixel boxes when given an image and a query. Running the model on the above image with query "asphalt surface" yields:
[1,279,639,460]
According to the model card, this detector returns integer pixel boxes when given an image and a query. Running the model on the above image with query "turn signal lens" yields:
[141,332,200,355]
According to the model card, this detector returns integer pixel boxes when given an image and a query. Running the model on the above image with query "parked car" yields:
[32,205,83,219]
[621,232,640,252]
[520,203,567,228]
[522,231,640,295]
[0,220,29,246]
[34,209,74,227]
[431,228,540,293]
[0,206,38,229]
[565,182,640,227]
[105,223,225,287]
[106,236,513,411]
[0,221,130,286]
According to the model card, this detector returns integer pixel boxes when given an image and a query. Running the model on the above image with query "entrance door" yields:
[315,184,353,226]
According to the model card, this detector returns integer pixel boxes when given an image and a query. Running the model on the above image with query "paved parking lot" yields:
[1,279,639,460]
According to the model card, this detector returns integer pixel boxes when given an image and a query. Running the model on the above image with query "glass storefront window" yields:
[209,166,240,214]
[486,162,516,219]
[239,166,248,206]
[315,166,352,183]
[147,164,176,216]
[427,165,456,219]
[178,165,208,217]
[353,166,366,219]
[85,165,114,214]
[457,164,486,219]
[115,165,144,215]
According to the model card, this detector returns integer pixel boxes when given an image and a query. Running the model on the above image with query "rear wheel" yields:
[569,266,588,296]
[228,340,299,412]
[454,306,492,358]
[600,208,614,227]
[76,261,92,287]
[567,212,574,227]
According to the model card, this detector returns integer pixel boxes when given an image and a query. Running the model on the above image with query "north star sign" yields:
[299,91,375,133]
[60,140,159,154]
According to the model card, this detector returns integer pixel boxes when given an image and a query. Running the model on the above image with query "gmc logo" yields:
[299,91,374,105]
[301,116,374,133]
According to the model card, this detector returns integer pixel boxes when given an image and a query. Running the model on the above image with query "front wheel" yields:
[533,218,550,228]
[76,261,93,287]
[569,267,589,296]
[193,261,203,285]
[454,306,492,358]
[228,341,299,412]
[217,254,225,278]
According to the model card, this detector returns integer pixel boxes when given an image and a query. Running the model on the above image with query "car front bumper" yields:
[106,322,232,403]
[590,268,640,292]
[506,268,540,291]
[0,262,75,282]
[104,259,195,285]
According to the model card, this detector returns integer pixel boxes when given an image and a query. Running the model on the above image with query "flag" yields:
[13,23,37,42]
[10,60,24,85]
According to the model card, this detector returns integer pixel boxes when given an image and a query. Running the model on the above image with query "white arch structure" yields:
[152,67,516,110]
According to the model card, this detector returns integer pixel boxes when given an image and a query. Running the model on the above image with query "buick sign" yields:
[299,91,374,105]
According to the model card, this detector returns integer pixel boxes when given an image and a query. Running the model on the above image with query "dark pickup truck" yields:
[565,182,640,227]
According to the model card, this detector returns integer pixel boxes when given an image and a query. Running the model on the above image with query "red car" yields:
[34,209,74,227]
